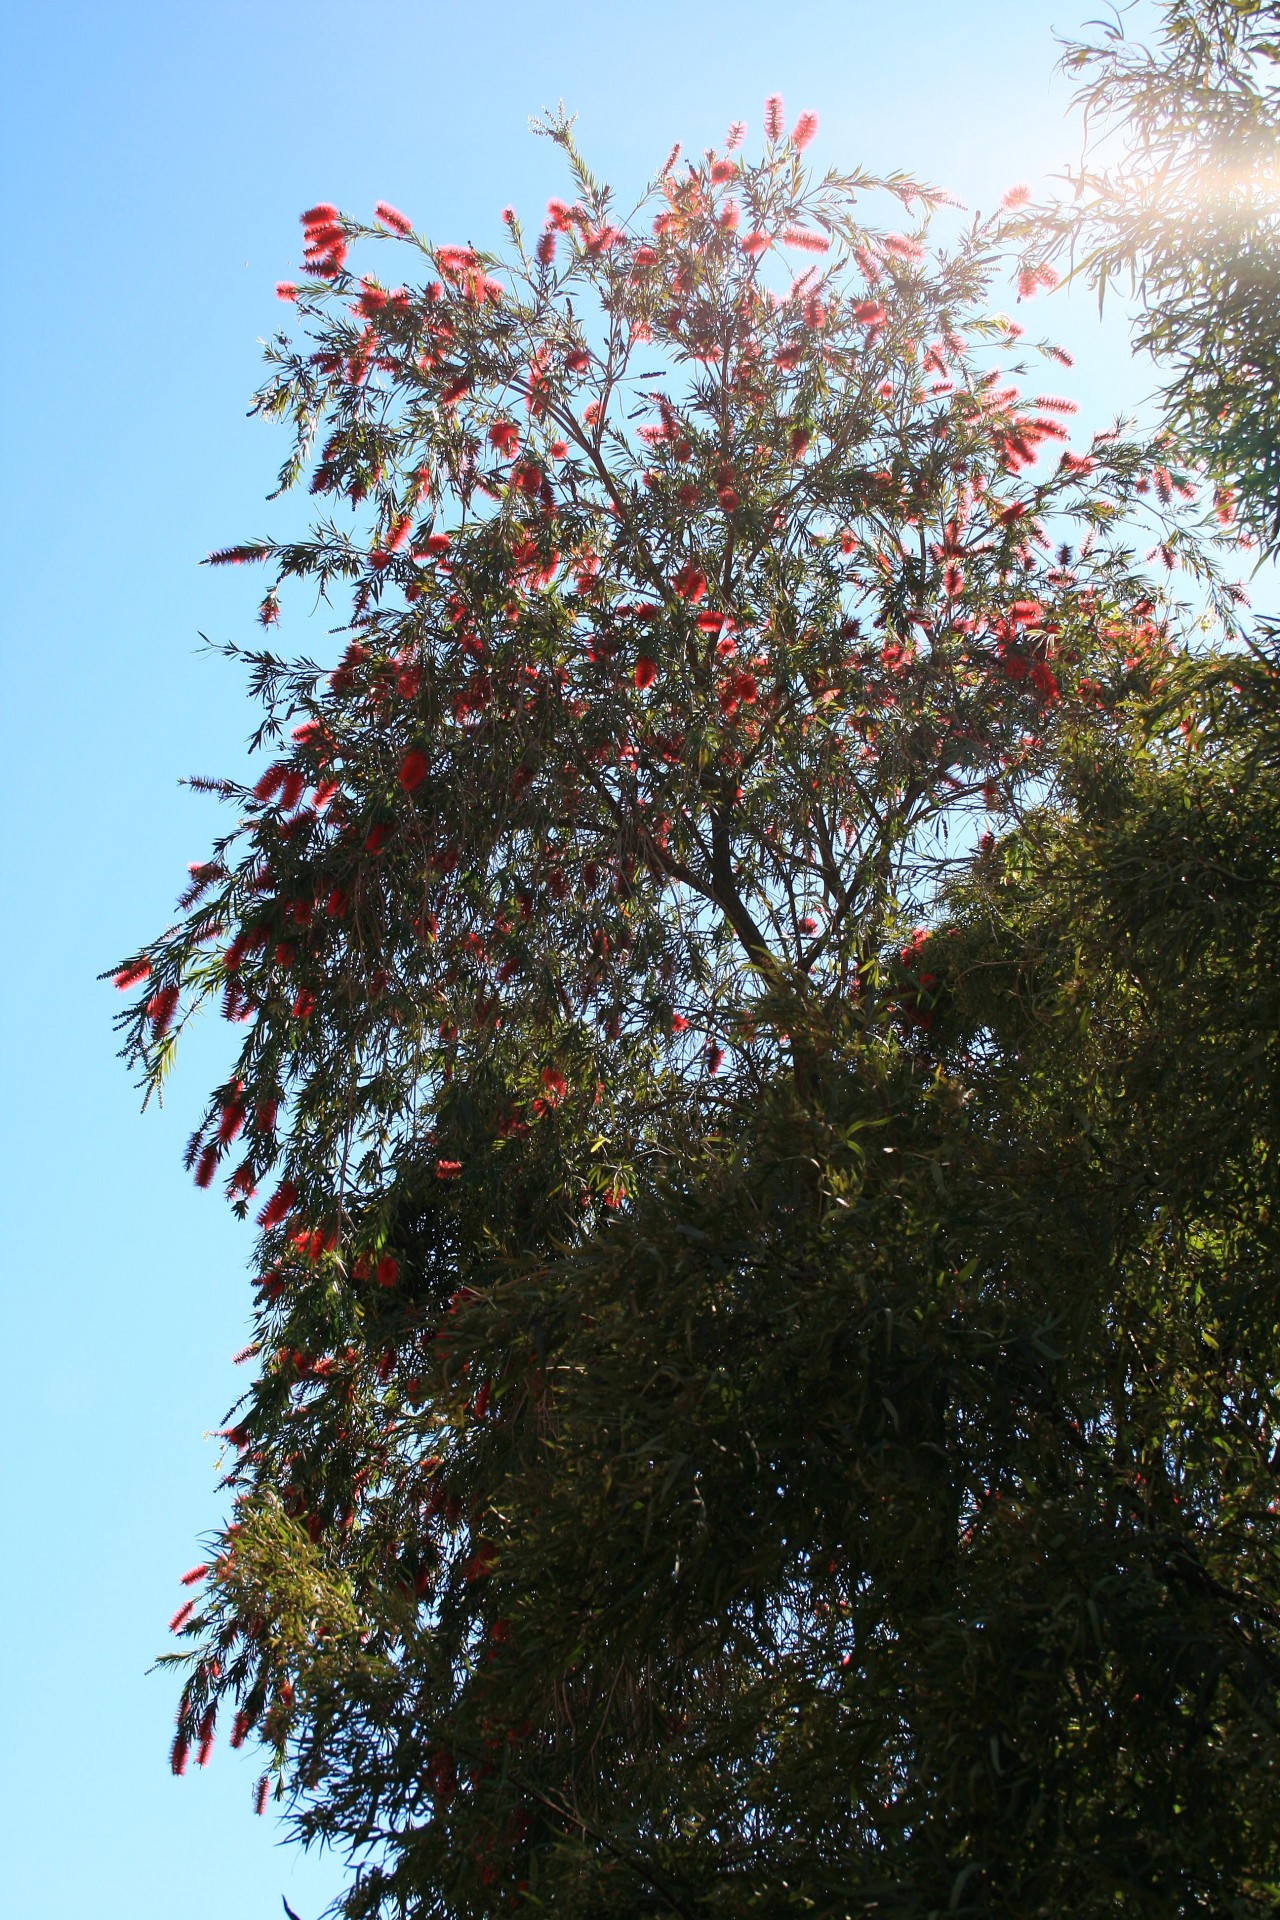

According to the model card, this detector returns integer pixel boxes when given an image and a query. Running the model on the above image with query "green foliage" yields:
[114,104,1280,1916]
[1015,1,1280,552]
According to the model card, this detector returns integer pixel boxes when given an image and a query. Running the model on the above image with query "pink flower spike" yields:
[375,201,412,235]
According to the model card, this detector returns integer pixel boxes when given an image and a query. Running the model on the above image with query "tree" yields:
[1013,0,1280,554]
[112,102,1256,1915]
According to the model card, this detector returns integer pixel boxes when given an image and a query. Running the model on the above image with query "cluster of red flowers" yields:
[301,202,346,278]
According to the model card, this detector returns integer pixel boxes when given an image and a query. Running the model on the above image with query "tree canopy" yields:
[112,100,1279,1918]
[1016,0,1280,554]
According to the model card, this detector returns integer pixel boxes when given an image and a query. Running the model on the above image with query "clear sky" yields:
[0,2,1187,1915]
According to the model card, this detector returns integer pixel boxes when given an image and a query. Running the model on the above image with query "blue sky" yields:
[0,2,1188,1914]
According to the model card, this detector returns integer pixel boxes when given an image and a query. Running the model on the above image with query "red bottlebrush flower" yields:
[435,1159,462,1180]
[291,989,315,1020]
[147,982,180,1036]
[399,748,428,791]
[439,374,472,407]
[279,769,306,811]
[169,1600,196,1633]
[194,1143,218,1190]
[741,231,771,258]
[171,1733,190,1777]
[422,531,450,556]
[385,513,412,553]
[943,563,964,596]
[114,957,150,990]
[253,763,288,803]
[671,563,707,602]
[254,1776,270,1817]
[1029,659,1060,702]
[536,231,556,267]
[301,203,339,226]
[376,1254,399,1287]
[375,201,412,234]
[257,1179,298,1230]
[275,282,298,302]
[725,120,746,152]
[488,419,521,456]
[634,656,658,691]
[565,349,591,373]
[790,111,819,151]
[206,543,268,567]
[180,1565,207,1587]
[197,1707,216,1767]
[854,300,886,325]
[464,1543,495,1582]
[303,223,344,255]
[256,1097,279,1134]
[710,159,736,184]
[789,427,811,461]
[541,1065,568,1103]
[1017,262,1059,300]
[706,1042,725,1075]
[782,225,829,253]
[365,822,392,853]
[671,1013,689,1033]
[764,94,784,141]
[1044,343,1074,366]
[1002,183,1031,209]
[218,1098,246,1146]
[229,1709,251,1750]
